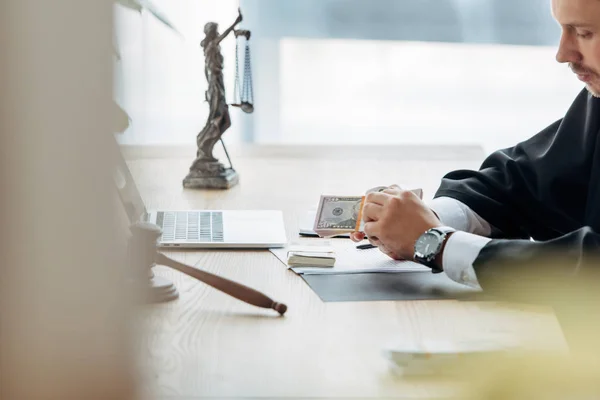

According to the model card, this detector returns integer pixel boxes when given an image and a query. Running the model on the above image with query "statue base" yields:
[183,160,239,189]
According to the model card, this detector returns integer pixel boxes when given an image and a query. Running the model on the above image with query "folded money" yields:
[313,187,423,238]
[286,243,336,267]
[287,251,336,267]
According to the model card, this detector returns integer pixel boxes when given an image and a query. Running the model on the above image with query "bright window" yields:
[115,0,584,153]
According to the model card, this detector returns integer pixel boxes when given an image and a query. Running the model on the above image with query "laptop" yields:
[114,150,287,249]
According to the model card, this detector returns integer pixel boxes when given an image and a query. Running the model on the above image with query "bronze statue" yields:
[183,9,251,189]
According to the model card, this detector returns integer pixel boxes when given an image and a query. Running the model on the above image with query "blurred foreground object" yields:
[0,1,139,399]
[461,353,600,399]
[472,252,600,357]
[446,253,600,399]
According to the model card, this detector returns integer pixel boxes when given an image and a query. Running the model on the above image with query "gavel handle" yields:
[155,252,287,316]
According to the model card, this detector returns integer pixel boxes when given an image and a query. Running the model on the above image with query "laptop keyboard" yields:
[156,211,224,243]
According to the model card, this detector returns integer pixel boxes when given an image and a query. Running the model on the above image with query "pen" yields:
[356,243,377,250]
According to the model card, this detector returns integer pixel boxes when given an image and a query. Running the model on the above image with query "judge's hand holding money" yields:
[349,185,442,260]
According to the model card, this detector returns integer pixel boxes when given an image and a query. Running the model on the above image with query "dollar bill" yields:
[313,196,365,237]
[313,187,423,237]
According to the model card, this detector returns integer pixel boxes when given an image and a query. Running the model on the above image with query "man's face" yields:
[553,0,600,96]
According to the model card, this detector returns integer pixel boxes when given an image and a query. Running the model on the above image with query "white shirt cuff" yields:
[442,231,492,289]
[429,197,470,231]
[429,196,493,236]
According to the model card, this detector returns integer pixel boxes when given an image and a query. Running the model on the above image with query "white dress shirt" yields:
[428,197,494,289]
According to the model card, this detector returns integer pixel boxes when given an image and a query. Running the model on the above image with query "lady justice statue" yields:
[183,9,253,189]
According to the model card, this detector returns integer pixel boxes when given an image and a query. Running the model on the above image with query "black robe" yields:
[434,88,600,306]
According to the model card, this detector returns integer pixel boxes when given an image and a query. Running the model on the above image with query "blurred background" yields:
[114,0,584,154]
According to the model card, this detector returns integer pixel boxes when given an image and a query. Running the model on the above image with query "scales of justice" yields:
[183,8,253,189]
[121,9,286,315]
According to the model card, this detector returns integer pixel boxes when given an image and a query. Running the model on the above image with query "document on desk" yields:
[270,239,429,275]
[383,339,523,377]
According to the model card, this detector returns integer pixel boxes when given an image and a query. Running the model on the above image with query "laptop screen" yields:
[112,142,147,224]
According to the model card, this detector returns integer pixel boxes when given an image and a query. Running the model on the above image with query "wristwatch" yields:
[413,226,456,273]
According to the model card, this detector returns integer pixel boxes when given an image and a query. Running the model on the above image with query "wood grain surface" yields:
[126,145,567,399]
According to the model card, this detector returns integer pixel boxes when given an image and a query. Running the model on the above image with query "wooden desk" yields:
[126,145,566,399]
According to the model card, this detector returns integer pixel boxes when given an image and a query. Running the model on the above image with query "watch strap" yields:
[414,226,456,273]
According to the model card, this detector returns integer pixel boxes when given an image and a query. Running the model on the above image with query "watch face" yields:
[415,232,441,258]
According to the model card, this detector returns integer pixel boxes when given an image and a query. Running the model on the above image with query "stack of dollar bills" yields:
[286,243,335,267]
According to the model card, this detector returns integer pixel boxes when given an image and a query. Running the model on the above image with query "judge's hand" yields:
[351,186,442,260]
[350,184,397,243]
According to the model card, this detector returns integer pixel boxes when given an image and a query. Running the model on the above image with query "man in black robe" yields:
[351,0,600,306]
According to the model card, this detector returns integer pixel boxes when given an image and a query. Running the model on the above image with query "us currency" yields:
[313,196,366,237]
[313,188,423,237]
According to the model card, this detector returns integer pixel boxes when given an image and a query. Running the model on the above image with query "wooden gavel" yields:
[128,222,287,316]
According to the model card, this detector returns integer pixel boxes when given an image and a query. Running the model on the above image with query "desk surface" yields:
[127,145,566,399]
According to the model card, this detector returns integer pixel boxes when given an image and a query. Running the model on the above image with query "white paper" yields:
[270,238,429,275]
